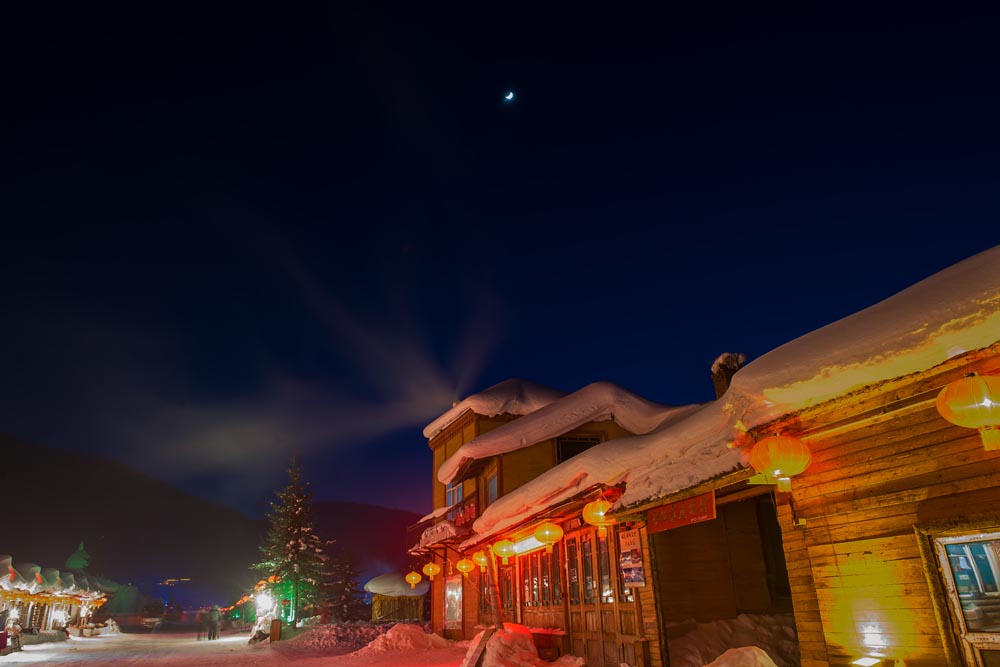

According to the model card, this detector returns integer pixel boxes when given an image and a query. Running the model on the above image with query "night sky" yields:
[2,4,998,518]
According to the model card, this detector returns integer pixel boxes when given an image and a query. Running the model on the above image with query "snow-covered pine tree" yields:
[326,548,368,622]
[252,456,330,625]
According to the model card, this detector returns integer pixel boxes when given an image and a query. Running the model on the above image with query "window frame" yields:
[917,523,1000,667]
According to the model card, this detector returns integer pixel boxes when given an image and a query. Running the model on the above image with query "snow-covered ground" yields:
[0,617,797,667]
[666,614,797,667]
[1,626,468,666]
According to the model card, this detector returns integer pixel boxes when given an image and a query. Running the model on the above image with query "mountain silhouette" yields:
[0,434,420,607]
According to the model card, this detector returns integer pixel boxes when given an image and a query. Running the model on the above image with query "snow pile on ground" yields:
[468,623,584,667]
[704,646,779,667]
[21,630,68,645]
[352,622,450,655]
[667,614,797,667]
[283,621,403,652]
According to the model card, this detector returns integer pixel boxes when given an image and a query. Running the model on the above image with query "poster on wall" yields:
[619,529,646,588]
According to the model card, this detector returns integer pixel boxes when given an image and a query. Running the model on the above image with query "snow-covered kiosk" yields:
[364,572,429,622]
[0,554,108,635]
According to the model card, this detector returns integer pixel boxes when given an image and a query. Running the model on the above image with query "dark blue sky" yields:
[2,4,998,517]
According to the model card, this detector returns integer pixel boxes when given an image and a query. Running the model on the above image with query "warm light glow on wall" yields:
[820,541,924,666]
[936,373,1000,450]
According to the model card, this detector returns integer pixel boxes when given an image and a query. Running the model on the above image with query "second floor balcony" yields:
[406,490,478,553]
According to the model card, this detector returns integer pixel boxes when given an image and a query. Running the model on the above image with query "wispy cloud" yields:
[0,256,505,513]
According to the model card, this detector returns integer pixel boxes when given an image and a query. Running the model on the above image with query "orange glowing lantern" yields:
[533,521,564,553]
[472,550,489,573]
[749,435,811,492]
[582,498,615,538]
[455,558,475,577]
[493,539,515,565]
[936,373,1000,451]
[404,571,422,589]
[422,562,441,580]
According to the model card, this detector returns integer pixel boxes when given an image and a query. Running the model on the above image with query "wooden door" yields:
[566,527,642,667]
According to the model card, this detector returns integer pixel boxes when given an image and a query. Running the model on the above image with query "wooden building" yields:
[408,244,999,667]
[407,379,694,666]
[748,342,1000,667]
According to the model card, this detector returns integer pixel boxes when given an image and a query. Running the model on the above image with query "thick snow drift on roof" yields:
[472,245,1000,539]
[364,572,430,597]
[438,381,702,485]
[423,379,566,439]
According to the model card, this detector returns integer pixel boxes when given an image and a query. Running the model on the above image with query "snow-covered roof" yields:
[471,245,1000,540]
[363,571,430,596]
[437,381,702,485]
[422,378,566,440]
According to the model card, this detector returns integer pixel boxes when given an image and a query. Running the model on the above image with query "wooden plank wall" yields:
[637,525,664,667]
[772,350,1000,667]
[776,498,829,667]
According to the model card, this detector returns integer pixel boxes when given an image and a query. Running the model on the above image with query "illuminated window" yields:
[444,577,463,630]
[925,528,1000,666]
[567,538,580,605]
[517,546,562,608]
[582,537,596,604]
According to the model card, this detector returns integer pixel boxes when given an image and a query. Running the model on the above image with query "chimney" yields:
[711,352,746,399]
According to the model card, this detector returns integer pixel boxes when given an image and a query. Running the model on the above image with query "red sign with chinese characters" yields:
[647,491,716,534]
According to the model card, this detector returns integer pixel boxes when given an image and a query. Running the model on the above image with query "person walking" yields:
[196,608,207,640]
[207,605,221,640]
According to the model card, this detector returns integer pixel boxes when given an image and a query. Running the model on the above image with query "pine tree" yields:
[326,548,368,622]
[252,457,330,625]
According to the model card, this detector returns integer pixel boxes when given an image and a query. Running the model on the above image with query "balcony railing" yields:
[406,491,478,552]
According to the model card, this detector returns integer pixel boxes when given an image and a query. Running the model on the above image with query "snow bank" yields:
[472,245,1000,538]
[667,614,797,667]
[423,379,566,439]
[438,381,701,485]
[283,621,399,652]
[467,623,585,667]
[704,647,779,667]
[352,622,450,655]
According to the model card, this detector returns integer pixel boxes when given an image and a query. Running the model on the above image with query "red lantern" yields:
[422,562,441,581]
[493,539,515,565]
[405,571,422,589]
[455,558,475,577]
[582,498,614,538]
[936,374,1000,451]
[472,550,489,573]
[749,435,811,492]
[533,521,564,553]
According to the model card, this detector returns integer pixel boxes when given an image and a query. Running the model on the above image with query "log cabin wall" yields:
[767,344,1000,667]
